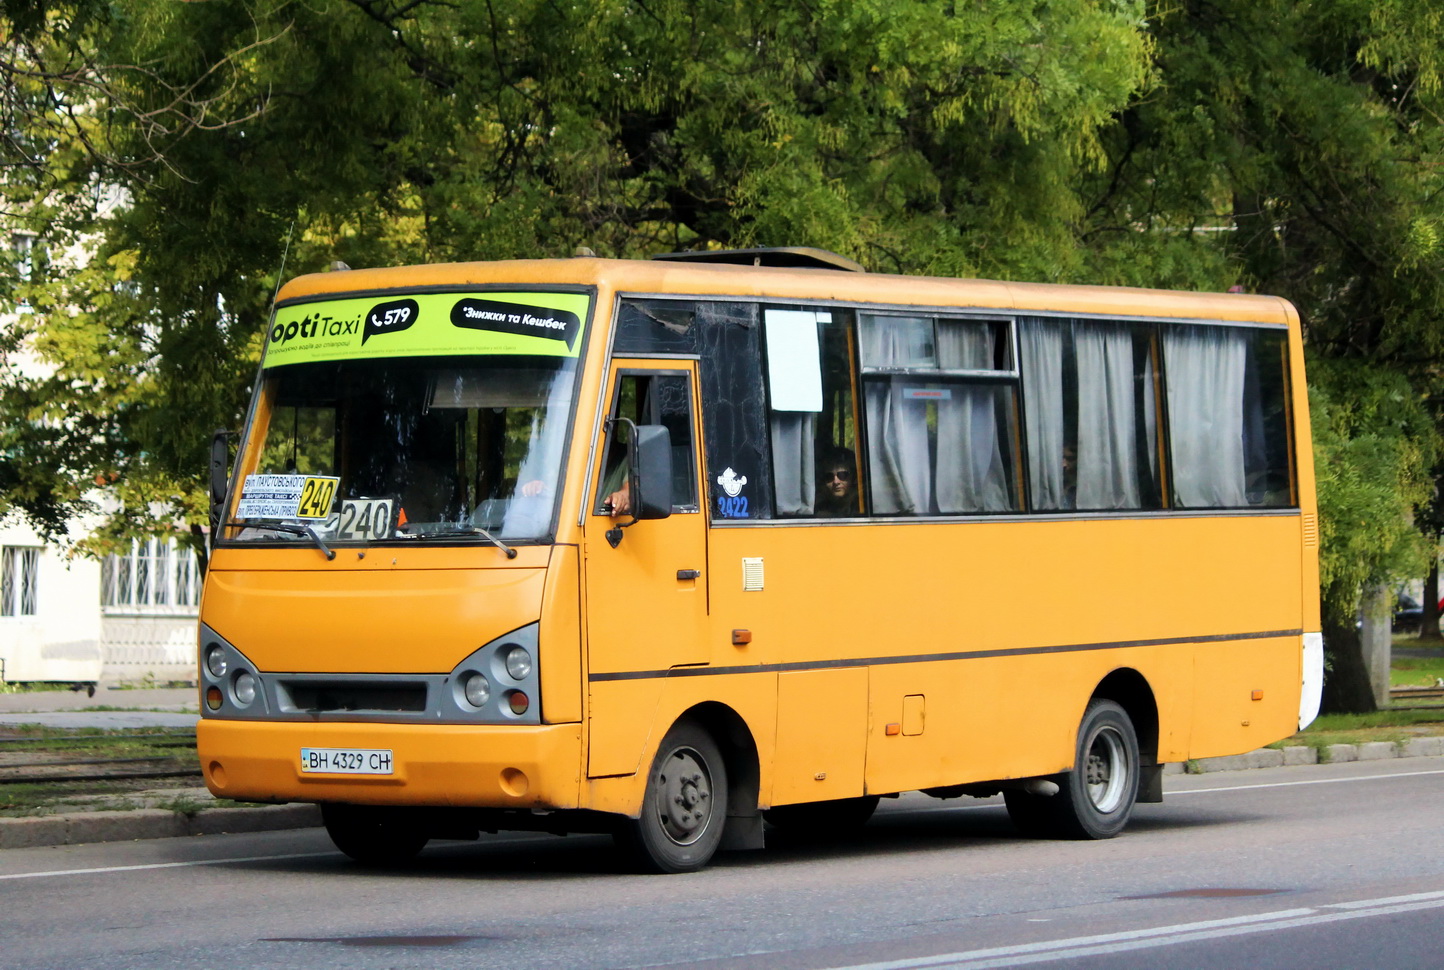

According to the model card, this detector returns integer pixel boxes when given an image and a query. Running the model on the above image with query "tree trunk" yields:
[1359,585,1393,708]
[1320,588,1387,714]
[1422,560,1440,640]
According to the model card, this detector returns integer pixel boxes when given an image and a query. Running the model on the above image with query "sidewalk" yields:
[0,685,317,849]
[2,688,1442,850]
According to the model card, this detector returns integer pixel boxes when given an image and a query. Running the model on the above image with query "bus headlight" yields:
[233,670,257,707]
[205,644,227,678]
[504,646,533,681]
[463,672,491,708]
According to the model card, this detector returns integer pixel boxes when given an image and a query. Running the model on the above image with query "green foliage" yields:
[1308,358,1438,624]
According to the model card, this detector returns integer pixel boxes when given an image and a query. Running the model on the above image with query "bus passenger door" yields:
[585,363,708,777]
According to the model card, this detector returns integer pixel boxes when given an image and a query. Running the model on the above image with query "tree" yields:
[1,0,1157,567]
[1076,0,1444,711]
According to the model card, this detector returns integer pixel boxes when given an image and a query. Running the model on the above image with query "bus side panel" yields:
[1188,636,1301,759]
[707,514,1305,795]
[771,668,868,806]
[540,545,583,724]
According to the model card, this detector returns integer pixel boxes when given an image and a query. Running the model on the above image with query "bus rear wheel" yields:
[322,804,430,866]
[617,720,728,874]
[1004,699,1139,840]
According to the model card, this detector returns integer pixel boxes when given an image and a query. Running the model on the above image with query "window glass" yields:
[102,539,201,612]
[1163,325,1294,508]
[765,308,863,516]
[1019,318,1162,511]
[860,314,1021,515]
[595,373,698,514]
[1,547,39,616]
[233,354,577,542]
[697,302,772,520]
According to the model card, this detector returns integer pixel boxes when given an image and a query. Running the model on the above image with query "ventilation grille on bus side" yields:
[1302,513,1319,547]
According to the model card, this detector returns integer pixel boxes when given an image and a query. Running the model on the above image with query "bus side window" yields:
[1163,325,1294,509]
[1019,319,1162,512]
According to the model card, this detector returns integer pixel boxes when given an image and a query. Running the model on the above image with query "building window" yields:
[101,538,200,613]
[1,547,39,616]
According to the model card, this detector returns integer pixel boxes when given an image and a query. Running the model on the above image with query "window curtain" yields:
[1020,321,1067,509]
[935,322,1009,512]
[770,413,816,514]
[1163,326,1249,507]
[862,318,932,513]
[1074,322,1140,509]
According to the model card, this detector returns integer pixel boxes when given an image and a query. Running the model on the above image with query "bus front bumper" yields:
[196,718,583,810]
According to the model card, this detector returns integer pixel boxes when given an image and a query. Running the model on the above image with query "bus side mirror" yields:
[630,424,673,521]
[209,429,232,535]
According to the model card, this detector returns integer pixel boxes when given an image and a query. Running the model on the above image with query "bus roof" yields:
[276,257,1295,327]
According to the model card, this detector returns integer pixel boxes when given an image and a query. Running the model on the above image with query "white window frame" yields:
[1,546,40,616]
[101,538,200,615]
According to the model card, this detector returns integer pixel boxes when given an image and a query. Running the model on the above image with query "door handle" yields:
[676,569,701,581]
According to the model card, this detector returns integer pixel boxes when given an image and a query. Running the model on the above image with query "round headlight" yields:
[232,670,257,706]
[464,672,491,708]
[504,646,533,681]
[205,644,227,678]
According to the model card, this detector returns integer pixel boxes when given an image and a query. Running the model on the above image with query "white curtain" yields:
[936,322,1009,512]
[1021,322,1067,509]
[1163,326,1248,507]
[771,413,816,514]
[862,317,934,514]
[1075,322,1140,509]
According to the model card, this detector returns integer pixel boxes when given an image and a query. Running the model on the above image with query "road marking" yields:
[1172,767,1444,795]
[825,890,1444,970]
[0,833,558,882]
[0,851,337,881]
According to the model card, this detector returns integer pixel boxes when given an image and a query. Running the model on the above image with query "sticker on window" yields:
[236,474,339,520]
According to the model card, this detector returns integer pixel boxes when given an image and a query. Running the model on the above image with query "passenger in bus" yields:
[815,448,858,516]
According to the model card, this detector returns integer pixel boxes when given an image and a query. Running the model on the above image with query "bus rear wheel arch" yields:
[1005,698,1140,840]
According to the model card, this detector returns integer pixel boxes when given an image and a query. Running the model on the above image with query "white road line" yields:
[1172,767,1444,795]
[826,891,1444,970]
[0,833,558,882]
[0,851,337,881]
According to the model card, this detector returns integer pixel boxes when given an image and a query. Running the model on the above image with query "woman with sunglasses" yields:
[815,447,858,517]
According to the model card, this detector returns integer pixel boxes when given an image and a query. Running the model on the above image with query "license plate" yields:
[300,747,394,775]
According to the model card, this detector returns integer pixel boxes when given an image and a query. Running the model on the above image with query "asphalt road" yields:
[4,757,1444,970]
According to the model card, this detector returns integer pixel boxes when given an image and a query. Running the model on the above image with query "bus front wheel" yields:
[322,803,430,866]
[617,720,728,874]
[1004,699,1139,840]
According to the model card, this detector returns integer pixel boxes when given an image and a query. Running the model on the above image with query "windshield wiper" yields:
[226,521,335,561]
[401,526,517,559]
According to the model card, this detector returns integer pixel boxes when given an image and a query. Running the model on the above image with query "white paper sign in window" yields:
[764,309,824,412]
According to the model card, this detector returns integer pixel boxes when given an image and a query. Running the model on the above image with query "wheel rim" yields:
[654,745,714,845]
[1084,725,1130,813]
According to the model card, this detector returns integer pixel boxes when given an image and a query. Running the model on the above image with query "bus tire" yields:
[321,803,430,866]
[1004,699,1139,840]
[617,719,728,874]
[764,796,880,836]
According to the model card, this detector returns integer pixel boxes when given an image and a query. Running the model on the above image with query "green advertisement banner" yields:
[263,290,592,368]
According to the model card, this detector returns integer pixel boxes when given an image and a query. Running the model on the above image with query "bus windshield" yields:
[231,354,577,543]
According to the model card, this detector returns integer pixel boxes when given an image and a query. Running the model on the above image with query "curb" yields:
[5,739,1443,850]
[0,803,321,850]
[1166,737,1444,773]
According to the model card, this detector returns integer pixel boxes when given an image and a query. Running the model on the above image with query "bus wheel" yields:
[764,796,880,836]
[617,720,728,874]
[322,804,430,866]
[1004,699,1139,840]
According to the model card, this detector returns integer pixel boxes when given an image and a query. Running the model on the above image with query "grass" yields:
[0,726,202,817]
